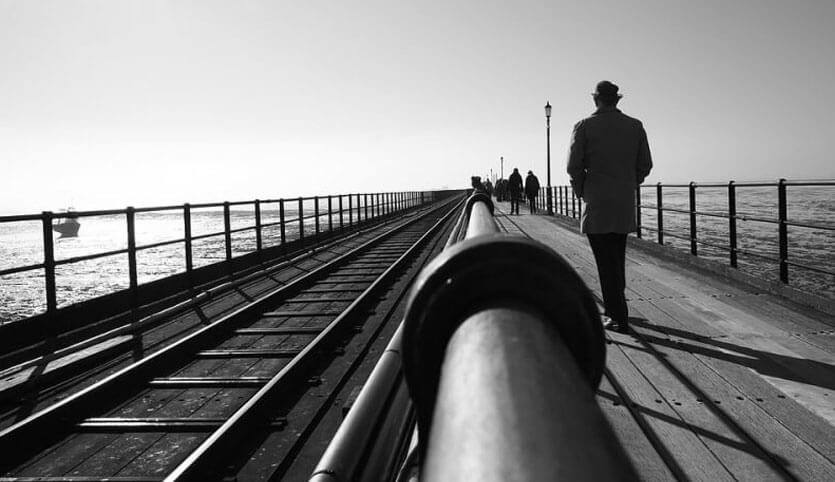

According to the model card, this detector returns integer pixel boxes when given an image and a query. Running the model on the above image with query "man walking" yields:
[525,170,540,214]
[567,81,652,333]
[508,168,523,215]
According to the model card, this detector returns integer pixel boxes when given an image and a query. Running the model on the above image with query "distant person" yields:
[484,179,494,197]
[567,80,653,333]
[496,179,507,202]
[471,176,486,193]
[525,170,540,214]
[508,168,523,215]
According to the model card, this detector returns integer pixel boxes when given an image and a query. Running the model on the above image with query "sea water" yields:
[1,186,833,324]
[0,205,329,323]
[636,184,835,299]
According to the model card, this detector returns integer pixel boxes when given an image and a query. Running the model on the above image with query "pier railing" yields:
[0,191,452,324]
[312,193,634,481]
[539,180,835,298]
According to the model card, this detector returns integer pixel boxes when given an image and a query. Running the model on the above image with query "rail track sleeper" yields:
[321,277,379,282]
[303,288,366,293]
[76,417,287,432]
[324,274,381,278]
[148,377,272,388]
[343,263,395,267]
[195,349,302,358]
[77,418,227,432]
[281,298,352,304]
[262,311,343,317]
[233,327,323,335]
[330,269,386,273]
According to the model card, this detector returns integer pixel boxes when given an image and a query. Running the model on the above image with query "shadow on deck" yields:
[493,199,835,481]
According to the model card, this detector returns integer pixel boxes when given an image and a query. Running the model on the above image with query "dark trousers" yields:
[510,194,521,214]
[587,233,628,323]
[527,195,537,213]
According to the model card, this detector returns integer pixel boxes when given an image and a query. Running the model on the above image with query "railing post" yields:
[728,181,737,268]
[563,186,568,215]
[339,195,344,229]
[298,197,304,241]
[562,186,567,216]
[223,202,232,262]
[328,195,333,232]
[571,189,576,218]
[348,194,353,227]
[183,204,193,273]
[279,198,287,250]
[126,207,138,291]
[656,183,664,245]
[635,186,642,239]
[364,193,369,221]
[357,193,362,226]
[254,199,262,252]
[314,196,320,236]
[41,211,57,313]
[778,178,788,283]
[689,182,697,256]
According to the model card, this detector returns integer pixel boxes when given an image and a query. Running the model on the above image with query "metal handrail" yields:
[0,190,435,322]
[394,193,631,480]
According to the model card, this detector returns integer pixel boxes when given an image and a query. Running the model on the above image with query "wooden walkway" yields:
[493,200,835,481]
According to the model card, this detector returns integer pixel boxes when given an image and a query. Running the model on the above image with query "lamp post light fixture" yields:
[545,101,553,214]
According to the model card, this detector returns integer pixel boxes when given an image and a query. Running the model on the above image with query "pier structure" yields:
[484,195,835,481]
[0,187,833,480]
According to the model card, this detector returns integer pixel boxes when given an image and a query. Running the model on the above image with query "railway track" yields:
[0,196,462,481]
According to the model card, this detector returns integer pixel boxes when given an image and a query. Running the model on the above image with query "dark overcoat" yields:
[567,106,653,233]
[508,171,523,198]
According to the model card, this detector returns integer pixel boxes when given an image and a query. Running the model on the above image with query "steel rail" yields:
[310,201,466,482]
[0,196,462,476]
[0,217,413,384]
[171,197,463,481]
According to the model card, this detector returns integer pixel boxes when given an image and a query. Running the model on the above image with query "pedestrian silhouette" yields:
[508,168,523,215]
[525,170,540,214]
[567,80,653,333]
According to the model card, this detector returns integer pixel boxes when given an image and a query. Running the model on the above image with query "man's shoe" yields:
[603,318,629,334]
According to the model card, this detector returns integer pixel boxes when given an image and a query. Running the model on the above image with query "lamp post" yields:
[500,156,504,180]
[545,101,553,214]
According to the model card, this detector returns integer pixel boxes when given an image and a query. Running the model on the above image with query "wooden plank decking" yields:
[492,200,835,481]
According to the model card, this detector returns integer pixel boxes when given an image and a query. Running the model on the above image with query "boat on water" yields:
[53,209,80,238]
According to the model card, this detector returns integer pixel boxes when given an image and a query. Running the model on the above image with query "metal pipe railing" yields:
[399,193,633,480]
[423,305,630,481]
[549,179,835,298]
[308,195,468,482]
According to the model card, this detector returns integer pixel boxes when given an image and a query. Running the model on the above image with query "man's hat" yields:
[593,80,622,99]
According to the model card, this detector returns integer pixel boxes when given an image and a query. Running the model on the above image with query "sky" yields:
[2,0,835,214]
